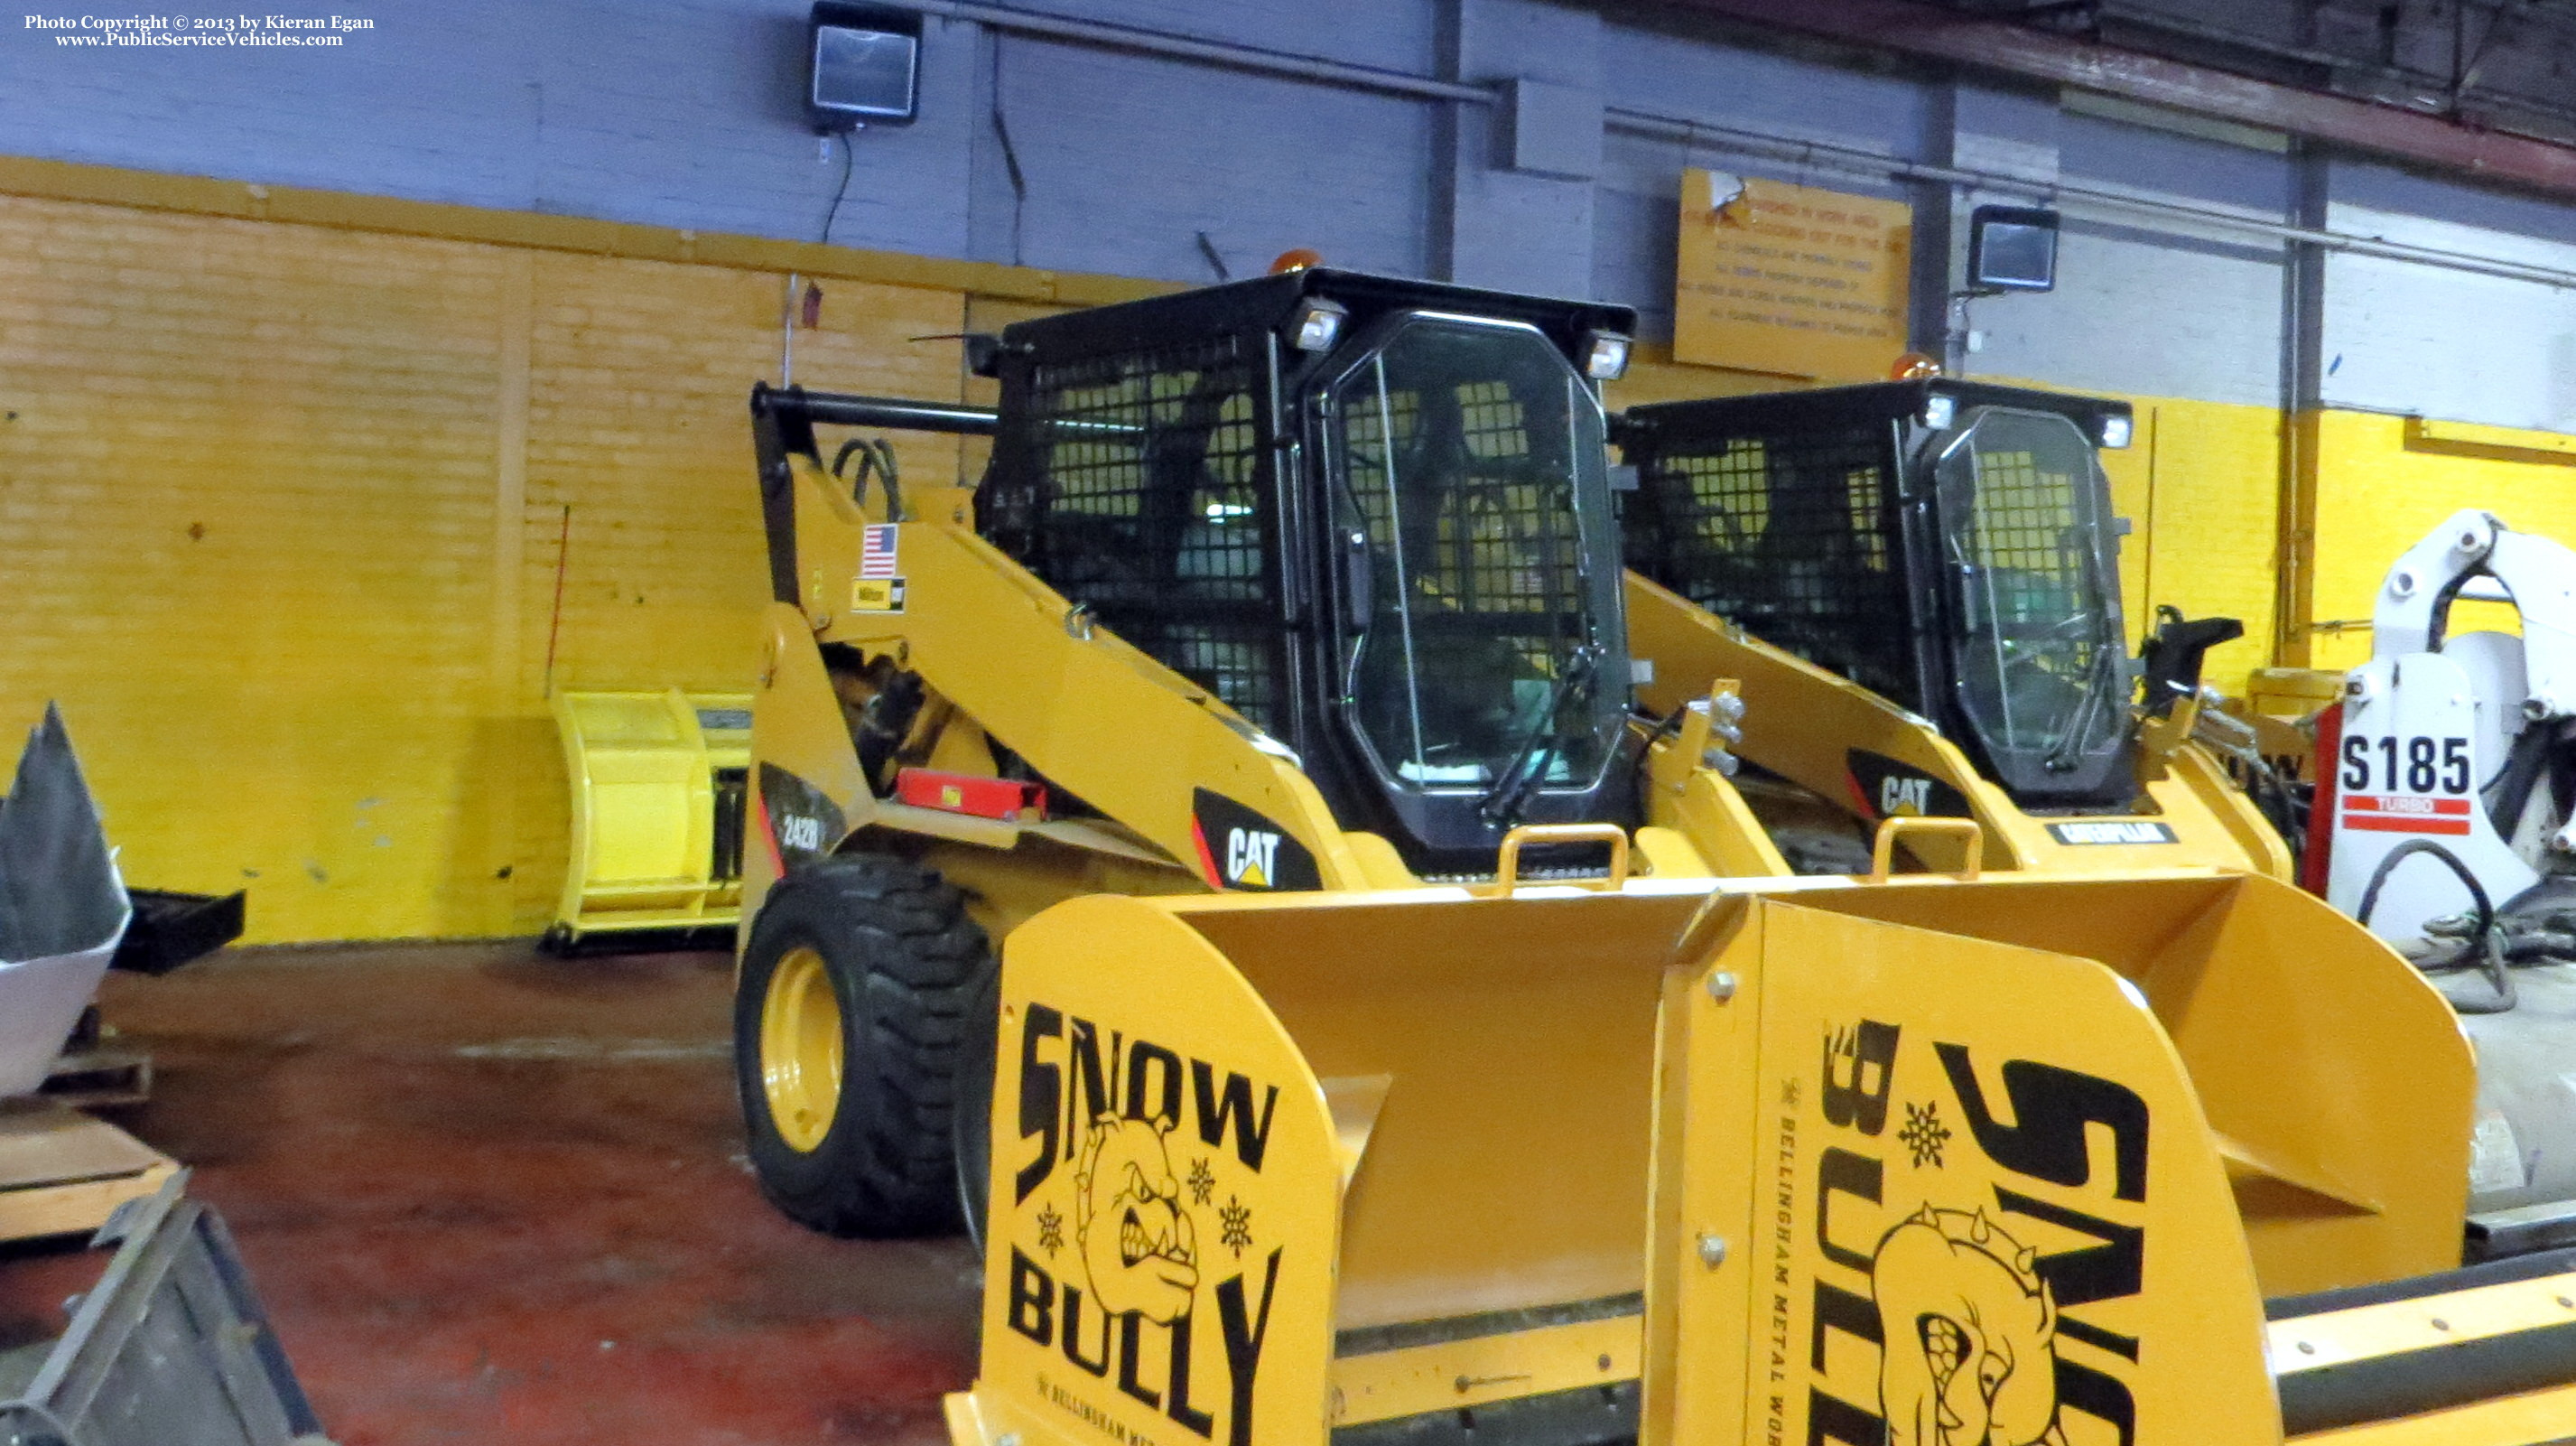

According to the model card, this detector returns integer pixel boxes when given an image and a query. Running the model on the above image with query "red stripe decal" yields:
[755,793,787,879]
[2343,816,2472,835]
[2344,795,2471,816]
[1844,771,1877,821]
[1189,816,1223,889]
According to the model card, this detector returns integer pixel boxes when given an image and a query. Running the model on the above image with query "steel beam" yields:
[1656,0,2576,201]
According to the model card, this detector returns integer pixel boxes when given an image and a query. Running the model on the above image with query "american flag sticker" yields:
[860,525,899,579]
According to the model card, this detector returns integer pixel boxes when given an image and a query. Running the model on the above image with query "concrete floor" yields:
[0,942,981,1446]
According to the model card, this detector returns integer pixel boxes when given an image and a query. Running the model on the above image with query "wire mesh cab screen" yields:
[967,267,1641,865]
[1626,417,1920,709]
[1623,380,2140,810]
[982,333,1284,732]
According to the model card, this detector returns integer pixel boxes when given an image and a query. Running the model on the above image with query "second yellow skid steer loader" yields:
[1617,379,2296,881]
[739,268,1677,1236]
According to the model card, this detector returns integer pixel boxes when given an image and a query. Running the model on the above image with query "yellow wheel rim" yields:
[760,945,842,1152]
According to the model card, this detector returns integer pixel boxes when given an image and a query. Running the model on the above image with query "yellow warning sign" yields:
[850,577,907,613]
[1673,171,1912,382]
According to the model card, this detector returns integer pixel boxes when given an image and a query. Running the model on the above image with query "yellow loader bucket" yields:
[950,868,2494,1446]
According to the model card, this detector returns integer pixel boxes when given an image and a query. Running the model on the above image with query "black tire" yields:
[734,854,996,1236]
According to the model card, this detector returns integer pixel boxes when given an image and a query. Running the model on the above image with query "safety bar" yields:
[1490,823,1632,896]
[752,383,1000,437]
[1866,816,1984,883]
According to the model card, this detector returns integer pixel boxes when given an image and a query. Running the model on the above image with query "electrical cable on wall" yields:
[1195,230,1231,281]
[989,40,1027,266]
[821,128,857,245]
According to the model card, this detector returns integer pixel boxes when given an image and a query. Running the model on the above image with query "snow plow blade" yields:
[946,868,2566,1446]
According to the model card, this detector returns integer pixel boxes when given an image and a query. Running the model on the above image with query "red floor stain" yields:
[0,942,980,1446]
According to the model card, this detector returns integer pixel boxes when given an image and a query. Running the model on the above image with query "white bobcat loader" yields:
[2316,508,2576,1252]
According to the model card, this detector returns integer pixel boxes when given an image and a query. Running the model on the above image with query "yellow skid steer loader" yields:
[1617,380,2296,881]
[943,863,2568,1446]
[740,269,1701,1236]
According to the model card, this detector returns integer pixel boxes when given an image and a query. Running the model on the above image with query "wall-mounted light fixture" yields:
[1967,205,2060,293]
[809,2,921,133]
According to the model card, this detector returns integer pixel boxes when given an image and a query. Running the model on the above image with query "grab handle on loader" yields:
[1491,823,1631,895]
[1866,816,1984,883]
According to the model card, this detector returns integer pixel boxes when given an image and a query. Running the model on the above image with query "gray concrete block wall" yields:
[1602,17,1935,159]
[2320,163,2576,433]
[0,1,982,257]
[1965,219,2288,406]
[3,0,2573,428]
[975,36,1438,281]
[1443,0,1599,297]
[1590,18,1927,345]
[1967,110,2292,408]
[1051,0,1441,70]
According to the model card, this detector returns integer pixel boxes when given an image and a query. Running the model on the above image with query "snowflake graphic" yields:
[1037,1205,1065,1255]
[1218,1195,1253,1257]
[1898,1100,1952,1170]
[1187,1156,1215,1206]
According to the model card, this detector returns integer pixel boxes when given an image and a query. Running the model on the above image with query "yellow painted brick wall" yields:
[0,195,516,941]
[0,191,976,942]
[2303,410,2576,674]
[2099,396,2284,698]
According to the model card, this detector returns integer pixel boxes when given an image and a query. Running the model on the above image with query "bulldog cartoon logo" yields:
[1004,1005,1288,1446]
[1074,1115,1202,1324]
[1874,1204,2061,1446]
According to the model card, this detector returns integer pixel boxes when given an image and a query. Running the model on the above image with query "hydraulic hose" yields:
[830,436,905,522]
[2356,838,2514,1014]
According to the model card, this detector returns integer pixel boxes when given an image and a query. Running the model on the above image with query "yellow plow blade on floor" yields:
[948,868,2573,1446]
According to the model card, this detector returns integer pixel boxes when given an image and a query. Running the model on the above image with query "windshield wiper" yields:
[2042,631,2120,772]
[2041,532,2121,773]
[1478,643,1603,827]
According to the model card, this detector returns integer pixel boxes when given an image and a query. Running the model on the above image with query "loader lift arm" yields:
[748,381,1377,905]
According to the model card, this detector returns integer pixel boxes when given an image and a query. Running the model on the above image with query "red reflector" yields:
[895,769,1046,822]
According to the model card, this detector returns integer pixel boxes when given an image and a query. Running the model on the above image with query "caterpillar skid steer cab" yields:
[1619,378,2290,879]
[739,268,1649,1236]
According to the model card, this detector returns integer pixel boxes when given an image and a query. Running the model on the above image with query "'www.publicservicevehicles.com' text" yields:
[26,14,374,46]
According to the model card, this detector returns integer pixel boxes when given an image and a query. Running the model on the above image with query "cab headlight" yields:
[1582,331,1631,381]
[1290,299,1348,354]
